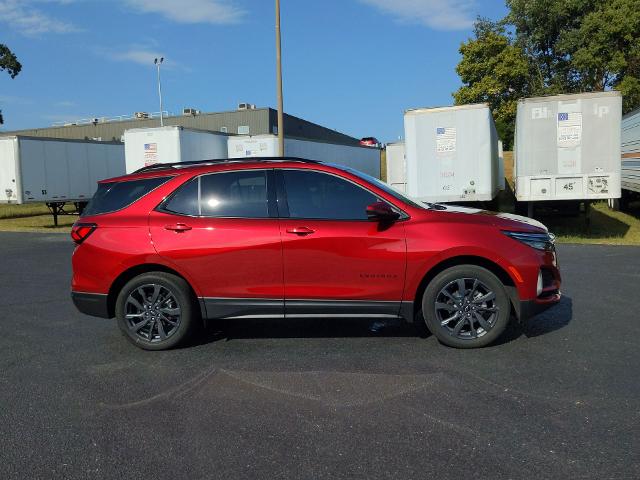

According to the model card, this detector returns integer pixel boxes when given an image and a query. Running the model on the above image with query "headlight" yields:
[503,231,556,251]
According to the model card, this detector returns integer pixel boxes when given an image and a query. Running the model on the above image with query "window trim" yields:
[156,168,277,219]
[82,175,174,217]
[275,168,408,222]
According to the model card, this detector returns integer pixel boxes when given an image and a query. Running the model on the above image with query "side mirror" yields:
[366,201,400,222]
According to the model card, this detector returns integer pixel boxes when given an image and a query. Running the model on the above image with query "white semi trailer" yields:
[0,136,125,224]
[227,134,381,178]
[385,142,406,192]
[124,126,229,173]
[620,107,640,209]
[514,91,622,215]
[404,103,501,203]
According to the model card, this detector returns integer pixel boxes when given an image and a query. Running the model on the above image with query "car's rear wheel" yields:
[421,265,510,348]
[116,272,197,350]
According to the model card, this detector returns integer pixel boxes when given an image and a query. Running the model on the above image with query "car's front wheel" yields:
[115,272,197,350]
[421,265,511,348]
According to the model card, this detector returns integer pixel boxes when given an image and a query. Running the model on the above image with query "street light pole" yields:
[275,0,284,156]
[154,57,164,127]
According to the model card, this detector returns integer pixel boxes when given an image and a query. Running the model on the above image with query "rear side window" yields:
[161,170,269,218]
[82,177,171,216]
[201,170,268,217]
[163,178,199,216]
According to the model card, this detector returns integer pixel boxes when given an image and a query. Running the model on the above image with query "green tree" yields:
[453,0,640,147]
[505,0,596,93]
[453,19,532,148]
[0,44,22,79]
[559,0,640,113]
[1,44,22,125]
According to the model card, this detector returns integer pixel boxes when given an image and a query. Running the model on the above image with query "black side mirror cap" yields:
[366,201,400,222]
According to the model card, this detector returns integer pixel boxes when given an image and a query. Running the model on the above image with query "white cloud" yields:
[55,100,77,107]
[124,0,245,25]
[111,48,166,66]
[0,95,35,105]
[102,45,189,72]
[358,0,475,31]
[0,0,79,36]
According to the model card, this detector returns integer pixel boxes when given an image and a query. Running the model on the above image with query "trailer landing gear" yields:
[45,202,88,227]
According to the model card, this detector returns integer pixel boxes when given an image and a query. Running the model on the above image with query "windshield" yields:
[339,166,428,210]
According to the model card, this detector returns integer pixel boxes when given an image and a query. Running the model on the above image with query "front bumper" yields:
[71,291,111,318]
[518,293,561,322]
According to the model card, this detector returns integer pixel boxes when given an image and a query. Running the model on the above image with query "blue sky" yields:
[0,0,507,141]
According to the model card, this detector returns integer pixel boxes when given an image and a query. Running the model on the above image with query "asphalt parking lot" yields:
[1,232,639,480]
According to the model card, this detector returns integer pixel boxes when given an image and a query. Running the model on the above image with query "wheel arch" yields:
[412,255,520,321]
[107,263,202,319]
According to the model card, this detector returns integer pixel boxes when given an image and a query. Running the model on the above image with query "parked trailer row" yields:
[390,92,622,213]
[227,134,381,178]
[124,126,229,173]
[0,136,125,224]
[124,127,382,178]
[0,127,382,225]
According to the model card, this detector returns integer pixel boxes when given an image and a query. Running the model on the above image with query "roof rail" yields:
[133,157,321,173]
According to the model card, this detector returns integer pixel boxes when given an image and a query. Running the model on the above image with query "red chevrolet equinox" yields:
[71,158,561,350]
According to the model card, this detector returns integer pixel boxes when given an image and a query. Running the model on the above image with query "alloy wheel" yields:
[434,277,499,340]
[124,284,182,343]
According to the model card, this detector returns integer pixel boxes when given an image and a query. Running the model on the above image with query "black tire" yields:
[421,265,511,348]
[116,272,198,350]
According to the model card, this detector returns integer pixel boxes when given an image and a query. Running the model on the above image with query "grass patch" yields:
[493,181,640,245]
[542,201,640,245]
[0,203,51,219]
[0,203,77,232]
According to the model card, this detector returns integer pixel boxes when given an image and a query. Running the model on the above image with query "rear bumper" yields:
[71,291,111,318]
[518,293,561,322]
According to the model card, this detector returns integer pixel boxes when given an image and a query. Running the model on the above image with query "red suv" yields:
[71,158,561,350]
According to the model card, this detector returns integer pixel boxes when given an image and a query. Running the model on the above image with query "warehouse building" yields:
[0,106,360,146]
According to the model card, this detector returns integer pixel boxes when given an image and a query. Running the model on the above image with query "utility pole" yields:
[275,0,284,156]
[154,57,164,127]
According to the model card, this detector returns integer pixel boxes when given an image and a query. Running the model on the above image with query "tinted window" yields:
[282,170,378,220]
[82,177,171,216]
[163,178,199,216]
[340,165,423,210]
[200,170,268,218]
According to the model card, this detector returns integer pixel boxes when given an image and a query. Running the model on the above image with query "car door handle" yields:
[286,226,315,235]
[164,223,192,232]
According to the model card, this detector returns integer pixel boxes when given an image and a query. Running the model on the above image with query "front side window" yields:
[282,170,379,220]
[82,176,172,216]
[338,165,426,210]
[161,170,269,218]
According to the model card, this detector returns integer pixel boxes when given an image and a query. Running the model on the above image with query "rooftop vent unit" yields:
[134,112,150,119]
[238,103,256,111]
[183,108,200,116]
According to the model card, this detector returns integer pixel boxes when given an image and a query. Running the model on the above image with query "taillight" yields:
[71,222,97,244]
